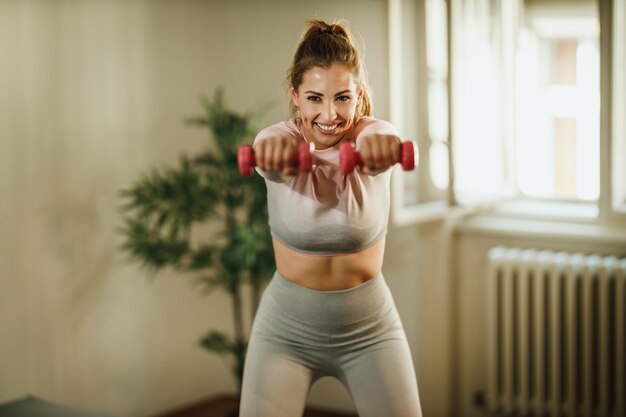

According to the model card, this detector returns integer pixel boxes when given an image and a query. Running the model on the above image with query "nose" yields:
[321,100,337,121]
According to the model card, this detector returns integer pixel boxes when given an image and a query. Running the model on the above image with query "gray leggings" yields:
[239,271,422,417]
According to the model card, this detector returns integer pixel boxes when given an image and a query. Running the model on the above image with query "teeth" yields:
[316,123,338,131]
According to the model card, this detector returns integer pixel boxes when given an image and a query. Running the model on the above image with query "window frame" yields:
[389,0,626,229]
[606,0,626,218]
[390,0,459,225]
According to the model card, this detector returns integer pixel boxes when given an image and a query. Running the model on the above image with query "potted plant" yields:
[118,89,274,399]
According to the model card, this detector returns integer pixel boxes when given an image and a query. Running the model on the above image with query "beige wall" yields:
[0,1,401,416]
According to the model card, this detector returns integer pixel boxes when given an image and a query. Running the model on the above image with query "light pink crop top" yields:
[254,117,397,255]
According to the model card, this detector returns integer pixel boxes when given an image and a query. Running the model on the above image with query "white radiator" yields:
[486,247,626,417]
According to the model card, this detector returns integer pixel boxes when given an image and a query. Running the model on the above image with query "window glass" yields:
[515,1,600,200]
[451,0,505,202]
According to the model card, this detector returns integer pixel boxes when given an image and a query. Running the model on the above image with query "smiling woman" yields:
[239,19,423,417]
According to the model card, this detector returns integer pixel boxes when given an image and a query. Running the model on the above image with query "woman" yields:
[239,19,422,417]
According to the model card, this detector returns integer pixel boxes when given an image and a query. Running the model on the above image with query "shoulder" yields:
[354,117,399,140]
[254,119,304,145]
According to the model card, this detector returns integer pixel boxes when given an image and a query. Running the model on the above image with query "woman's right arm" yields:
[253,124,300,182]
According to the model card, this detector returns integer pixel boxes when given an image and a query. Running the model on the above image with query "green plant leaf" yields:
[200,331,234,355]
[188,244,215,270]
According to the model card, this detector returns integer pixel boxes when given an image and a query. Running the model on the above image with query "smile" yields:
[315,122,339,132]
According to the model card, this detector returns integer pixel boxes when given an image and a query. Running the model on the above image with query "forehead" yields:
[299,64,358,91]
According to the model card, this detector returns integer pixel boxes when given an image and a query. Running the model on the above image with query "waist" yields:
[263,269,393,327]
[272,237,386,291]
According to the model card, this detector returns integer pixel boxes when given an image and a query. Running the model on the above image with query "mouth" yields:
[315,122,341,135]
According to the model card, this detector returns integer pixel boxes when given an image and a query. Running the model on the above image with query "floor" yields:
[154,395,358,417]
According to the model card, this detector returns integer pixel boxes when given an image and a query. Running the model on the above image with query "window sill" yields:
[455,212,626,246]
[488,198,598,222]
[393,196,626,245]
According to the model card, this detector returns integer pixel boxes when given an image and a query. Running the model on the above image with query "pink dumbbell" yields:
[339,141,417,174]
[237,142,313,176]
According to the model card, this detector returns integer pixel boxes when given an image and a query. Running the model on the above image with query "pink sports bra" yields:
[254,117,396,255]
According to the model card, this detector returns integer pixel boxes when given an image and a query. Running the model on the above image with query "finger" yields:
[359,140,375,171]
[390,137,401,165]
[261,140,279,172]
[379,137,393,168]
[281,142,296,176]
[282,166,297,176]
[262,141,276,172]
[271,140,285,172]
[255,142,267,171]
[384,136,402,168]
[368,136,383,170]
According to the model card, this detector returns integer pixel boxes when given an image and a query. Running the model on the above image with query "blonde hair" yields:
[287,19,372,118]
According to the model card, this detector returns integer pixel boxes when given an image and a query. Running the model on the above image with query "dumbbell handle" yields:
[237,142,313,176]
[339,141,417,174]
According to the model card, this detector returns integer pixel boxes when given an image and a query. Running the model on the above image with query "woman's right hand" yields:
[254,136,300,176]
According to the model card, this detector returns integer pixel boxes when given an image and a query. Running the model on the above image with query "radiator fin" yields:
[486,247,626,417]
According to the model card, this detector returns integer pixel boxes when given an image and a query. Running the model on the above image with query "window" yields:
[612,0,626,215]
[389,0,458,223]
[389,0,625,226]
[515,1,600,201]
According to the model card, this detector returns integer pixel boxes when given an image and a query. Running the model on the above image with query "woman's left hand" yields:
[357,134,401,175]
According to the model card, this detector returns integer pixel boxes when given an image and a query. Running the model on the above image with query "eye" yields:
[307,96,322,102]
[336,95,351,102]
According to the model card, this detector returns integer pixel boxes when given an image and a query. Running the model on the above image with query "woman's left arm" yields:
[355,120,401,175]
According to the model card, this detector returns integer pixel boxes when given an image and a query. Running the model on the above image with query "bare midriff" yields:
[272,238,386,291]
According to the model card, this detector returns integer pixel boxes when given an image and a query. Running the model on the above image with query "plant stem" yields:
[231,282,245,395]
[251,274,261,318]
[226,204,245,395]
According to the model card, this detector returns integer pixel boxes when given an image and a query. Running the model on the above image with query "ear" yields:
[289,85,299,107]
[357,87,364,102]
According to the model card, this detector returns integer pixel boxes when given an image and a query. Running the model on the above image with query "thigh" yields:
[340,334,423,417]
[239,333,315,417]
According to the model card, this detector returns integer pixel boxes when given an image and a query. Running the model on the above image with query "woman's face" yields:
[291,64,362,150]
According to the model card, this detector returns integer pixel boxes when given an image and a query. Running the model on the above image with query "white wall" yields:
[0,0,400,416]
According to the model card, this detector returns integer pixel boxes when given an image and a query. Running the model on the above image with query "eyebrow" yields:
[304,90,353,96]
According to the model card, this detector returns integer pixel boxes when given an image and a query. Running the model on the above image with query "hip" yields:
[250,270,404,350]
